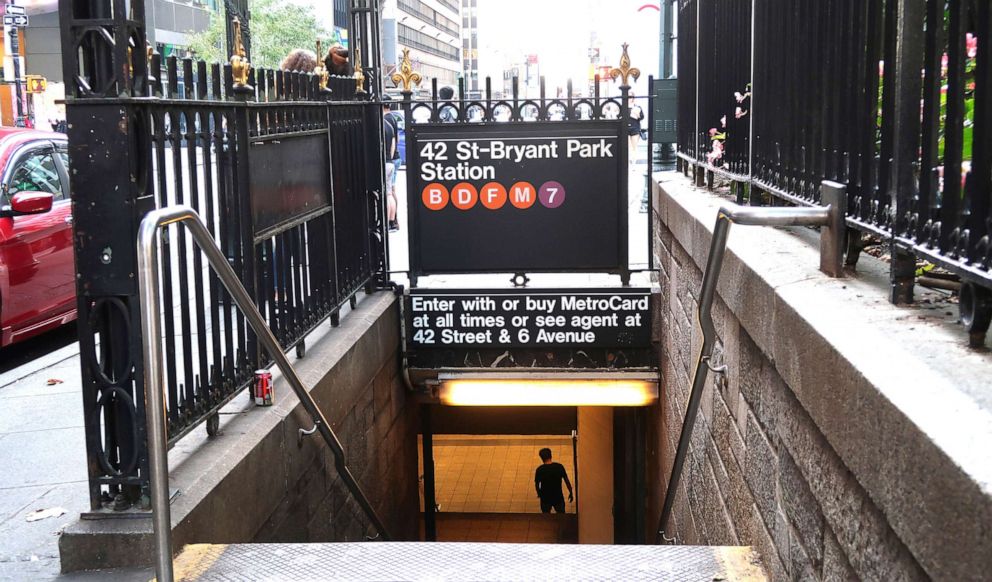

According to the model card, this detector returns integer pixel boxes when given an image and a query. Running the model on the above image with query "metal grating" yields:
[173,542,766,581]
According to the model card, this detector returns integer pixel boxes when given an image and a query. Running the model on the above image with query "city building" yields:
[460,0,478,98]
[317,0,350,49]
[0,0,218,128]
[146,0,218,59]
[333,0,349,46]
[382,0,461,93]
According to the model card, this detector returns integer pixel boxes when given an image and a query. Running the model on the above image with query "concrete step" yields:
[170,542,766,581]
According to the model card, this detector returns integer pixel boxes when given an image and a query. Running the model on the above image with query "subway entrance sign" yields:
[406,288,651,350]
[403,286,658,385]
[407,121,626,281]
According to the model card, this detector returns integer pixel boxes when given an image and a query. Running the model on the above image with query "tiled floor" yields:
[427,512,578,543]
[420,435,576,514]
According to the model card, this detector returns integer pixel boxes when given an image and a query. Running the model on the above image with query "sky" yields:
[286,0,663,96]
[476,0,662,97]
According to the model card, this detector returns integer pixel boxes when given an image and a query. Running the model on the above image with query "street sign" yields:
[406,288,652,349]
[25,75,46,93]
[407,122,625,277]
[3,13,27,26]
[4,4,24,15]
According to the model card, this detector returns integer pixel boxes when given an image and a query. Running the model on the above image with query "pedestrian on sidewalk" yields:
[535,447,573,513]
[384,97,403,230]
[438,86,457,123]
[324,45,352,76]
[280,48,318,72]
[382,100,398,232]
[626,93,644,165]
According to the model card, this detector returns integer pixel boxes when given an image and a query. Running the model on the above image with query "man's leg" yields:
[540,499,552,513]
[553,499,565,513]
[385,162,397,227]
[389,160,399,226]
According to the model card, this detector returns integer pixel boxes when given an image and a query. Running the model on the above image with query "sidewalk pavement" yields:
[0,350,87,582]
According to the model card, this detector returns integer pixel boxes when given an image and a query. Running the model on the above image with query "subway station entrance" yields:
[52,0,754,579]
[419,404,652,545]
[395,57,662,545]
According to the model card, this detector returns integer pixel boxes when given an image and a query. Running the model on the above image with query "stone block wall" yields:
[646,177,992,581]
[255,342,420,543]
[60,293,420,571]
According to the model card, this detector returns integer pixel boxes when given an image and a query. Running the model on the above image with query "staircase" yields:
[169,542,767,581]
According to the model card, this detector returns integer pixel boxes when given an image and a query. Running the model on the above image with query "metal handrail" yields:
[137,205,391,582]
[655,181,846,544]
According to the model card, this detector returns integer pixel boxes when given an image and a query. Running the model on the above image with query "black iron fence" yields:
[677,0,992,346]
[63,0,386,511]
[403,75,628,123]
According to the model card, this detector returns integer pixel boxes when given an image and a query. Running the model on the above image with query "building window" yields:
[397,0,460,38]
[398,24,460,61]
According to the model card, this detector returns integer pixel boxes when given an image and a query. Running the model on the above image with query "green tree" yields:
[186,0,329,70]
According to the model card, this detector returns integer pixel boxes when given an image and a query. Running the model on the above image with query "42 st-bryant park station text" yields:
[418,137,615,211]
[406,291,651,348]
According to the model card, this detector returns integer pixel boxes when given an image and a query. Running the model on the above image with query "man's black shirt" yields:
[535,462,570,501]
[382,120,395,160]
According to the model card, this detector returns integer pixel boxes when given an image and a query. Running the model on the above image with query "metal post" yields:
[660,0,674,79]
[633,407,645,544]
[401,87,418,287]
[619,78,632,286]
[694,0,700,181]
[422,404,437,541]
[647,75,655,270]
[137,218,174,582]
[571,428,579,514]
[349,0,383,97]
[61,0,152,511]
[819,181,847,277]
[656,190,844,543]
[748,0,756,182]
[887,0,925,305]
[9,26,24,127]
[225,0,251,62]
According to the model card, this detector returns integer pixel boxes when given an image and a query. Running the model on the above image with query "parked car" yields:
[0,128,75,348]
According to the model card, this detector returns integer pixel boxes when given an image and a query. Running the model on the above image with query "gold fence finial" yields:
[391,48,422,93]
[354,47,367,94]
[230,17,251,89]
[314,39,330,91]
[609,43,641,87]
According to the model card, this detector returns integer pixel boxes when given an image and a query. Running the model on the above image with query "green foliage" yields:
[186,0,329,70]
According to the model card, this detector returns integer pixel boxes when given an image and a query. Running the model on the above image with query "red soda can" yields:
[254,369,273,406]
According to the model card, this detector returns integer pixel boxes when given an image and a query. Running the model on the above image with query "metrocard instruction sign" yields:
[407,121,625,276]
[405,289,651,349]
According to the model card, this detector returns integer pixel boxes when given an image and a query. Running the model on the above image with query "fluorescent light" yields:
[438,377,658,407]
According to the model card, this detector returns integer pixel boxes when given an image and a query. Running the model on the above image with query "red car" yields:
[0,127,75,347]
